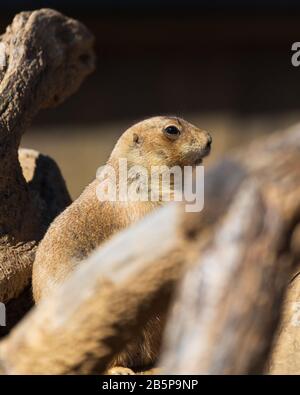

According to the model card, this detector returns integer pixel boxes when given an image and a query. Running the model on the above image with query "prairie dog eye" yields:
[163,125,181,140]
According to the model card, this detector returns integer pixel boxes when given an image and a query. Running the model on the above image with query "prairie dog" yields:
[32,116,212,371]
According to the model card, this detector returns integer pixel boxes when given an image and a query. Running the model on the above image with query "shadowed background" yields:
[1,1,300,197]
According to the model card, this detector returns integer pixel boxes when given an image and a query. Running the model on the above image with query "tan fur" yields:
[32,116,211,370]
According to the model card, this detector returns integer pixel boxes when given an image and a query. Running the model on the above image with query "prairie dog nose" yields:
[204,131,212,149]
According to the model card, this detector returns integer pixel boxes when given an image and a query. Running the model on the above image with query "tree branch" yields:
[0,9,95,304]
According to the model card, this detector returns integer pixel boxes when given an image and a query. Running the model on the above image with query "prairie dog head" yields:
[109,116,212,169]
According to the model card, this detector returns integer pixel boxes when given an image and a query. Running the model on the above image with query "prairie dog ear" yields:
[133,133,142,145]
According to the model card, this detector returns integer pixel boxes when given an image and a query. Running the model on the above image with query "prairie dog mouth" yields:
[192,146,211,165]
[194,158,203,165]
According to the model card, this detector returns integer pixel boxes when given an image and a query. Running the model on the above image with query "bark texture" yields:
[0,9,95,305]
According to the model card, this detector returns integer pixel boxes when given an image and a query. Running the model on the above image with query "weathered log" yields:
[0,149,72,338]
[0,9,95,304]
[159,131,300,374]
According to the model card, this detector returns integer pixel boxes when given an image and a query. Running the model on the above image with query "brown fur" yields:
[32,116,211,371]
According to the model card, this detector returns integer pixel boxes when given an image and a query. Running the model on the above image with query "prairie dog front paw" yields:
[106,366,135,375]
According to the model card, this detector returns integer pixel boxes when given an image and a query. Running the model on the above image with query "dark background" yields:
[1,1,300,197]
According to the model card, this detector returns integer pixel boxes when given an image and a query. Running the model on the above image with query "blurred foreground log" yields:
[159,125,300,374]
[0,9,94,306]
[0,124,299,374]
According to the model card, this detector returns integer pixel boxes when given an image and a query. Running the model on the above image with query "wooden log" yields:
[159,140,300,374]
[0,149,72,338]
[0,9,95,304]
